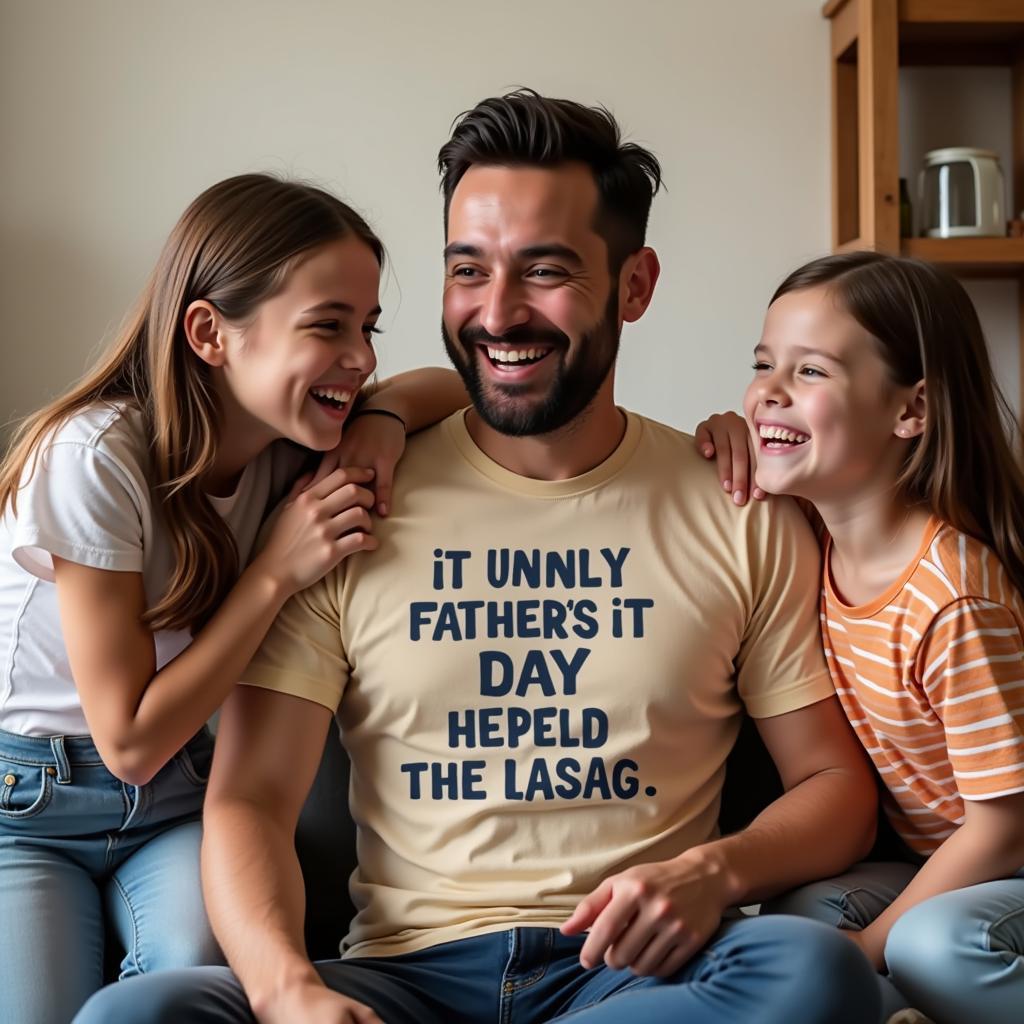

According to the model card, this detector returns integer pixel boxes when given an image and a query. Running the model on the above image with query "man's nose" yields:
[479,273,529,337]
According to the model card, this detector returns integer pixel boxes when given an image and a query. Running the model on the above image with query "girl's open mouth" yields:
[758,423,810,450]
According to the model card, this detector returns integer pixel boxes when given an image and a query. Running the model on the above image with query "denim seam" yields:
[0,770,52,819]
[986,903,1024,955]
[111,871,144,976]
[499,930,515,1024]
[0,752,59,767]
[506,929,553,991]
[120,782,147,831]
[548,977,654,1023]
[174,746,208,787]
[0,750,104,767]
[835,887,872,930]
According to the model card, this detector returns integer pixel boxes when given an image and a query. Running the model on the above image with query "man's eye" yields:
[452,266,479,278]
[528,267,563,279]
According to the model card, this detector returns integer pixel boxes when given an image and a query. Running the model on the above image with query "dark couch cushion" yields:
[297,722,358,959]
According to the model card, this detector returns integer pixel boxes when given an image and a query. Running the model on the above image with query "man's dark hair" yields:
[438,89,662,271]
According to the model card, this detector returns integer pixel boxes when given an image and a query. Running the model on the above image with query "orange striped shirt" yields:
[822,518,1024,857]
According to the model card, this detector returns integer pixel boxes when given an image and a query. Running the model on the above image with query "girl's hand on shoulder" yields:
[256,467,379,596]
[311,411,406,517]
[693,411,764,506]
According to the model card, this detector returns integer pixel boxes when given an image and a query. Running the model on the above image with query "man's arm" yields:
[202,685,382,1024]
[563,695,877,976]
[710,694,877,903]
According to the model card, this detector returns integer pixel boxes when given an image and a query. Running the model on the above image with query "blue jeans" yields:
[75,914,880,1023]
[766,861,1024,1024]
[0,725,223,1024]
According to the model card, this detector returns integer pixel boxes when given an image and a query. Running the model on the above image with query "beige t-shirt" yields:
[244,410,831,958]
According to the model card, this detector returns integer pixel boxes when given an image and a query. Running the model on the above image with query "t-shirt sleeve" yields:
[10,441,144,580]
[916,597,1024,801]
[735,497,833,718]
[241,570,349,713]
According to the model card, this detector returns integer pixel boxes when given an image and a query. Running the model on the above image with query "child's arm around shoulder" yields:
[360,366,468,434]
[310,367,468,516]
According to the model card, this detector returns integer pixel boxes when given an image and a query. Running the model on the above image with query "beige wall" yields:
[0,0,1017,434]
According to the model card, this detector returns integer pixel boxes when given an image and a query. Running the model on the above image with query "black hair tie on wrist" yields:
[350,407,407,432]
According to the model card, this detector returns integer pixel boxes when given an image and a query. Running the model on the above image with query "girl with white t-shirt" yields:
[0,173,465,1024]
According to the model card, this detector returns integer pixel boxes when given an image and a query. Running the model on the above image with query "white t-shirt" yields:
[0,401,304,737]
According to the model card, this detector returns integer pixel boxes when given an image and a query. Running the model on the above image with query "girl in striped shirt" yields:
[698,251,1024,1024]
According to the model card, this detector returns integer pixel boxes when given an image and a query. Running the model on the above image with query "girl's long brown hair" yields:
[772,251,1024,598]
[0,174,383,631]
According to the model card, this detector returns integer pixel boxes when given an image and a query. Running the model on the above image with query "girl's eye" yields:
[363,325,383,342]
[311,320,340,332]
[751,361,772,372]
[799,366,826,378]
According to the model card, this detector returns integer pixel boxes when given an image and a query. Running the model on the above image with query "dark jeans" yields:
[75,915,881,1024]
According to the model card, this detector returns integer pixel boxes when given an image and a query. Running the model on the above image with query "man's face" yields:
[442,163,621,436]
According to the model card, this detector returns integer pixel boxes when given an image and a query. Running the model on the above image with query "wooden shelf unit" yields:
[823,0,1024,405]
[902,237,1024,274]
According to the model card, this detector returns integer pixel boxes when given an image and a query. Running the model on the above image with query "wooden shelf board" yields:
[825,0,1024,42]
[900,1,1024,26]
[836,237,868,253]
[900,22,1024,65]
[901,237,1024,275]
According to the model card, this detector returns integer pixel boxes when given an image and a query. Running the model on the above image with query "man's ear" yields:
[894,379,926,440]
[183,300,230,367]
[619,247,660,324]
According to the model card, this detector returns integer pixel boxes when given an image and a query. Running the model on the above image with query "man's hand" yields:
[560,848,733,977]
[257,980,383,1024]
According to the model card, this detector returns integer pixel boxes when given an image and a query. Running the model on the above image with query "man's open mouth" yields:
[480,345,554,372]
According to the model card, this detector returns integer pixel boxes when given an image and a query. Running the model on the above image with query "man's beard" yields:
[442,290,620,437]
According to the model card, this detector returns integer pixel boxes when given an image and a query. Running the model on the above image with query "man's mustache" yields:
[458,324,569,350]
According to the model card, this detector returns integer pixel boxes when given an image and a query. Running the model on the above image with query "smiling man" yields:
[77,91,883,1024]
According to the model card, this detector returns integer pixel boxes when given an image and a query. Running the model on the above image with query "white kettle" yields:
[918,147,1006,238]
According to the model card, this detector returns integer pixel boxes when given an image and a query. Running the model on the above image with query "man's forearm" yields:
[704,766,877,906]
[202,800,321,1016]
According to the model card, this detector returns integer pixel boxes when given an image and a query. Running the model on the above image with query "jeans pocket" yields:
[174,730,214,788]
[0,759,54,819]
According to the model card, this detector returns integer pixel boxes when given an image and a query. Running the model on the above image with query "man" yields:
[77,90,881,1024]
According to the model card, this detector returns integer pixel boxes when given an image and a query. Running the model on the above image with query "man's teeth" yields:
[759,425,810,444]
[311,387,352,403]
[487,347,549,364]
